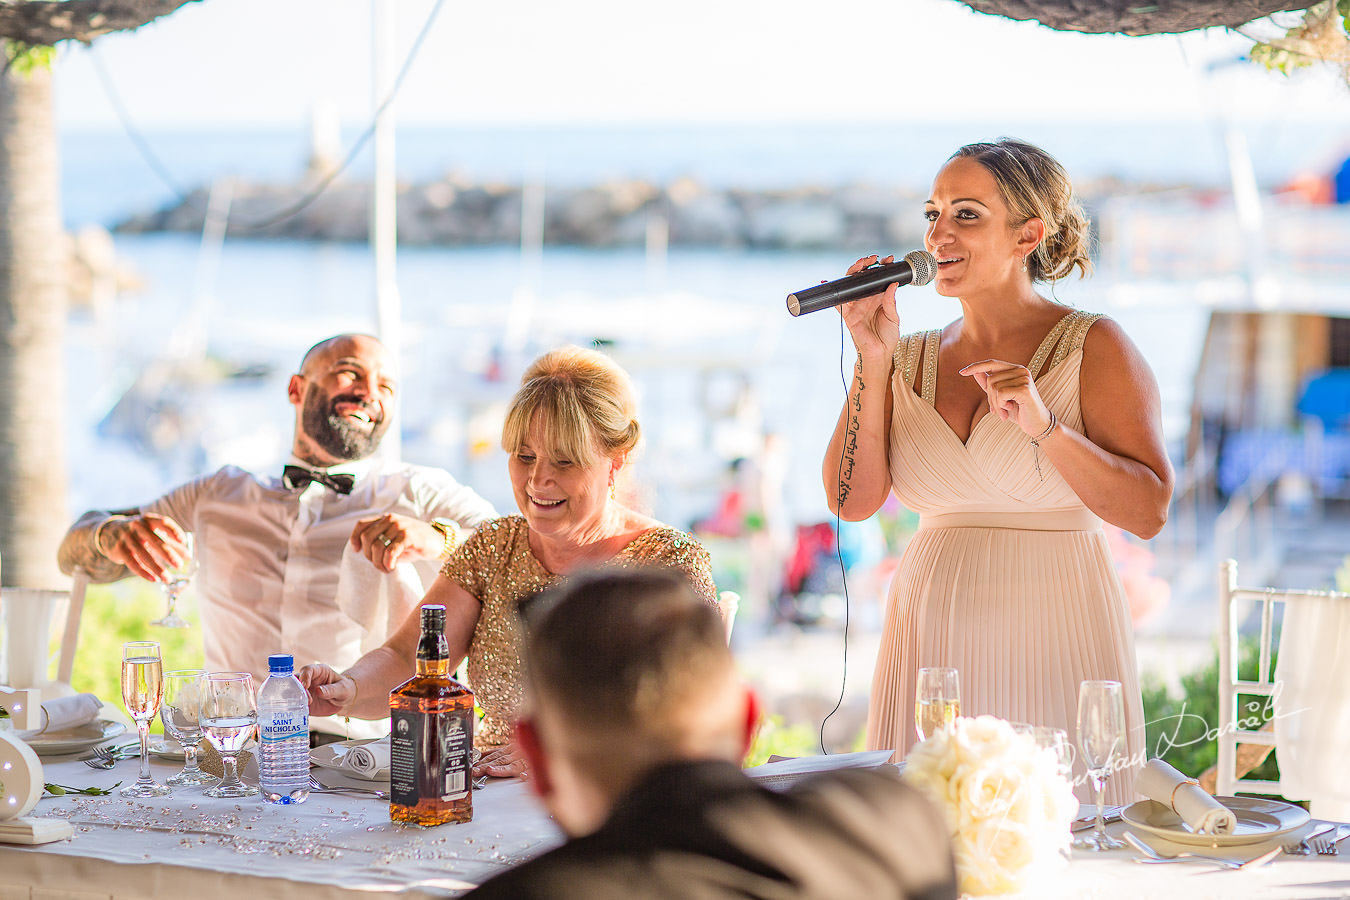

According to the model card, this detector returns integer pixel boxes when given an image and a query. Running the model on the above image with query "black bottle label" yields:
[390,707,474,806]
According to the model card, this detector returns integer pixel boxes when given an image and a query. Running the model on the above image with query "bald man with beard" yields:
[59,334,496,738]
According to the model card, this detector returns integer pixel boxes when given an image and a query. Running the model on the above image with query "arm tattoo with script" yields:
[837,361,866,508]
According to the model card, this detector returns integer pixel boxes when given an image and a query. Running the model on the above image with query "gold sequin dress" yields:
[867,310,1145,805]
[443,515,718,746]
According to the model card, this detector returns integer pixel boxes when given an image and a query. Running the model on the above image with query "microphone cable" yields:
[819,313,854,754]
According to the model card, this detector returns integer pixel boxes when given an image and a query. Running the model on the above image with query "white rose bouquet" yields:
[903,715,1078,896]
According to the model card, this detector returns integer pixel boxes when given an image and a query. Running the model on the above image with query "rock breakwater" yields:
[114,175,933,250]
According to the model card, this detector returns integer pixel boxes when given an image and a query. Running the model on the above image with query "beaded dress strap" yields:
[1049,311,1105,369]
[894,332,922,392]
[1026,310,1077,377]
[920,329,939,405]
[895,330,940,405]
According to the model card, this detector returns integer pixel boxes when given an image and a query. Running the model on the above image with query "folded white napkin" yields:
[16,693,102,737]
[1134,758,1236,835]
[338,738,390,780]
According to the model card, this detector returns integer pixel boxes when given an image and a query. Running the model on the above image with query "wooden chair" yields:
[1215,558,1350,798]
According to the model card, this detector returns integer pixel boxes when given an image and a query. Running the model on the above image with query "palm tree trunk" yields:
[0,63,67,588]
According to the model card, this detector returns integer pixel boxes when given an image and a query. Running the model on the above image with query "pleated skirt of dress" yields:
[866,522,1146,806]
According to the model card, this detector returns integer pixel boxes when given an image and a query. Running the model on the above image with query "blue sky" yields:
[50,0,1350,130]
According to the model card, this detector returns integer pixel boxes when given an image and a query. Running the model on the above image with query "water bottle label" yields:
[260,710,308,742]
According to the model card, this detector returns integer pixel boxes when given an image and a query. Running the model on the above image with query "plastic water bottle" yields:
[258,653,310,804]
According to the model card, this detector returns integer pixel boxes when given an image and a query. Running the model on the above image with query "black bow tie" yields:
[282,465,355,495]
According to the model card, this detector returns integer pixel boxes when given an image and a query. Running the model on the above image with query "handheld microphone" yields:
[786,249,937,317]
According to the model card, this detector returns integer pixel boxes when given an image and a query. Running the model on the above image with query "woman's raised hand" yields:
[839,254,901,361]
[958,359,1053,437]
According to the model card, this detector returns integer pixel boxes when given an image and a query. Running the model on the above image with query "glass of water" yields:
[199,671,258,798]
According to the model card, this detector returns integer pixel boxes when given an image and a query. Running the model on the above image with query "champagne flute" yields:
[120,641,170,798]
[1073,680,1126,851]
[160,669,215,786]
[914,667,960,741]
[151,531,197,628]
[199,671,258,798]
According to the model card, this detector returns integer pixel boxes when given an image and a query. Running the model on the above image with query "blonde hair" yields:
[950,138,1093,283]
[500,345,641,466]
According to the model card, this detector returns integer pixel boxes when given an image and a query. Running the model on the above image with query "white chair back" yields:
[1216,558,1350,799]
[0,569,89,692]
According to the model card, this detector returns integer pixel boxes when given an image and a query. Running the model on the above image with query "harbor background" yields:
[57,118,1350,750]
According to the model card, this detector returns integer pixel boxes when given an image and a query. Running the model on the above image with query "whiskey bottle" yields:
[389,604,474,826]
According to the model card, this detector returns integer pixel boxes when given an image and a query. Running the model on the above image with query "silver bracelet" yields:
[1030,411,1058,445]
[1030,412,1058,482]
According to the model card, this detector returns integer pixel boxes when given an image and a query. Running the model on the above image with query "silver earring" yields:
[1021,256,1028,273]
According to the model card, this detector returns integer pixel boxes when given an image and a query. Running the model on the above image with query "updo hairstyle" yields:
[950,138,1093,283]
[500,345,641,468]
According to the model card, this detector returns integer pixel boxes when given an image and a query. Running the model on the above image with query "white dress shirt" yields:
[144,457,496,736]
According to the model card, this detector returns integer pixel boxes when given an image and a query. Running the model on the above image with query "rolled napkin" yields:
[1134,757,1236,835]
[16,693,102,738]
[337,738,390,780]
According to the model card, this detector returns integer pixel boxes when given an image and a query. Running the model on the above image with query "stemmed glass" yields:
[160,669,215,786]
[120,641,170,798]
[1073,680,1127,850]
[199,672,258,798]
[1013,723,1075,781]
[914,667,960,741]
[152,531,197,628]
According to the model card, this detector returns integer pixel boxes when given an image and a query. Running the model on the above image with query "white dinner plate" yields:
[1121,796,1310,847]
[149,740,187,761]
[311,738,387,781]
[20,719,128,756]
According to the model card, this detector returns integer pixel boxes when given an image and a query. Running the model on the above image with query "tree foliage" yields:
[3,40,54,75]
[1245,2,1350,82]
[0,0,199,47]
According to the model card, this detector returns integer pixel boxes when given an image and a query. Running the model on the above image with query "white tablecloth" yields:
[6,757,1350,899]
[1,753,562,899]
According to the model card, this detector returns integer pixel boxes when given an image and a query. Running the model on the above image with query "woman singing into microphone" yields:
[822,138,1173,804]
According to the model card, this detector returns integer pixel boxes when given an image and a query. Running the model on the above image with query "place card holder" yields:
[0,731,74,844]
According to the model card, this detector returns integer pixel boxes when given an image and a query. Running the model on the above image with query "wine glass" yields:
[914,667,960,741]
[151,531,197,628]
[120,641,170,798]
[1073,680,1127,851]
[160,669,215,786]
[199,671,258,798]
[1013,723,1075,780]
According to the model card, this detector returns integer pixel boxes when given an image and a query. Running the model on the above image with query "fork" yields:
[1313,824,1350,855]
[80,743,141,770]
[1123,831,1250,868]
[307,773,390,799]
[1283,822,1337,855]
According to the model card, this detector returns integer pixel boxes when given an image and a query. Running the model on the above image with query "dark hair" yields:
[520,568,727,731]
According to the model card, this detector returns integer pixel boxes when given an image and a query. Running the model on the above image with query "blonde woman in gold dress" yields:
[299,346,717,777]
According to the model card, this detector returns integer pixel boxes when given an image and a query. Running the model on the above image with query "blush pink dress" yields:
[867,309,1145,804]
